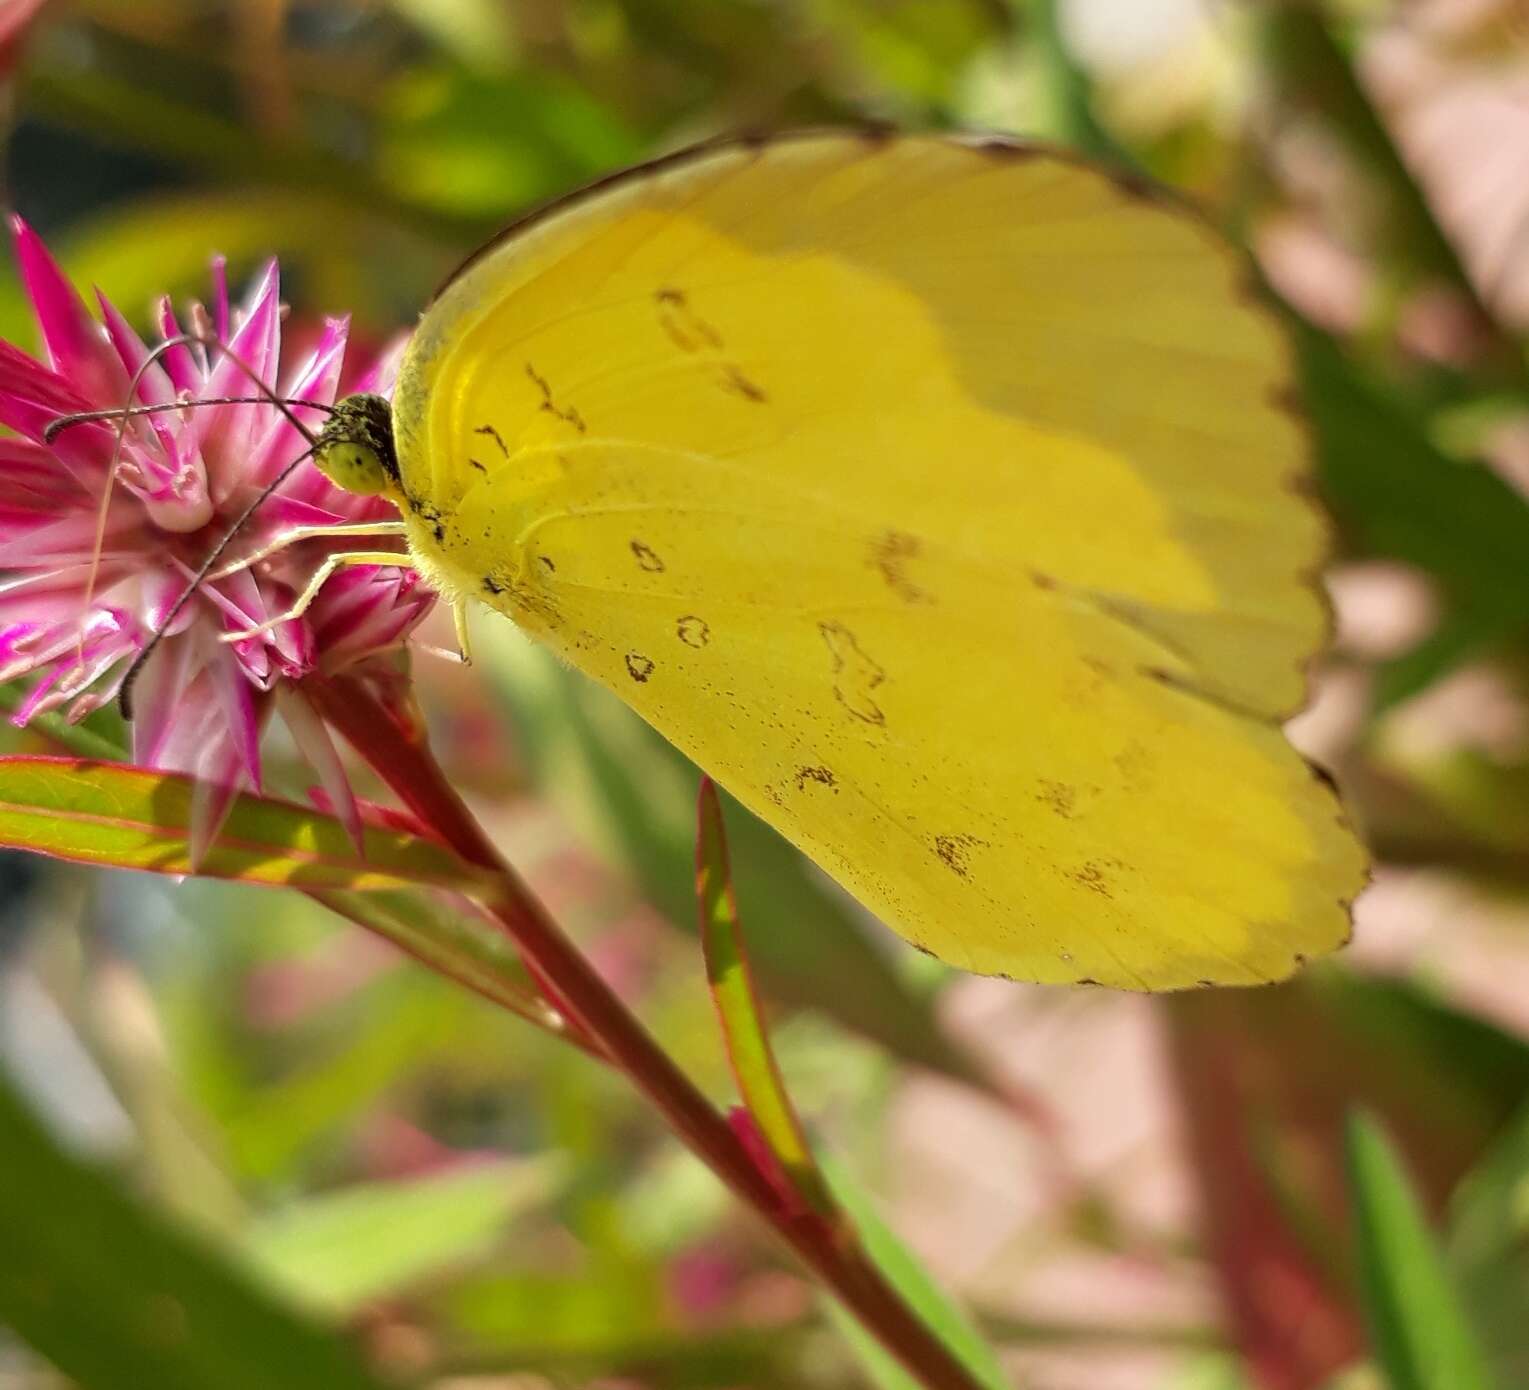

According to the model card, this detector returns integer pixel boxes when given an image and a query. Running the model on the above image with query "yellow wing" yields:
[391,131,1367,989]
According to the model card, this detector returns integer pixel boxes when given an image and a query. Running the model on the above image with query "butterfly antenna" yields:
[116,441,321,721]
[43,395,336,445]
[53,315,340,721]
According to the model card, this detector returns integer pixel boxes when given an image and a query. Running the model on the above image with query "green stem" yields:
[308,673,996,1390]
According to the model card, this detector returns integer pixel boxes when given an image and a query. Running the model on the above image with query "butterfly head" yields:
[315,393,399,497]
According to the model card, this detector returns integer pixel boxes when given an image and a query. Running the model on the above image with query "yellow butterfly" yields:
[252,130,1368,989]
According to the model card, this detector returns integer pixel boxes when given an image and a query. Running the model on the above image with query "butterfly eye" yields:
[317,440,390,496]
[314,393,398,497]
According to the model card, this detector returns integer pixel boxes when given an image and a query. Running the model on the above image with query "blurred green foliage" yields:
[2,2,1529,1389]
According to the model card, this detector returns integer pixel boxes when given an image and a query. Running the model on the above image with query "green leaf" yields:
[1296,325,1529,703]
[0,1069,391,1390]
[0,188,452,358]
[481,632,986,1086]
[821,1159,1009,1390]
[310,884,568,1041]
[1252,6,1496,327]
[218,978,467,1182]
[434,1263,668,1358]
[0,682,128,761]
[383,0,518,69]
[695,778,833,1215]
[1165,969,1529,1386]
[0,696,560,1043]
[0,756,487,893]
[1346,1113,1498,1390]
[243,1158,564,1313]
[1024,0,1139,167]
[1446,1100,1529,1388]
[378,67,641,218]
[806,0,998,111]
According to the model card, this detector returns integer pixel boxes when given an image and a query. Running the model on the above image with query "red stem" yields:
[309,674,995,1390]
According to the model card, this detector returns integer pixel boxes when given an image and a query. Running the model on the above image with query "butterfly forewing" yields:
[391,132,1365,988]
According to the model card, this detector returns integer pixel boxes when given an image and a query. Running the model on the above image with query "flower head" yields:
[0,218,434,851]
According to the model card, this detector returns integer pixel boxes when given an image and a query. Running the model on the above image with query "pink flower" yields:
[0,217,433,852]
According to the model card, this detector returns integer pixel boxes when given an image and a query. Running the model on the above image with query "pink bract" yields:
[0,218,433,853]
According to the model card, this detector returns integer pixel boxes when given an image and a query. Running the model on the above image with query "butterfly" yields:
[239,130,1368,989]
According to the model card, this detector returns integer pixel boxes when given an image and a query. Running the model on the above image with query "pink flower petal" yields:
[210,644,262,789]
[189,731,247,869]
[96,291,174,407]
[249,314,348,483]
[259,495,349,532]
[130,631,196,769]
[96,290,183,466]
[154,297,203,395]
[345,332,408,396]
[276,684,363,851]
[195,261,281,489]
[11,216,128,406]
[211,255,230,344]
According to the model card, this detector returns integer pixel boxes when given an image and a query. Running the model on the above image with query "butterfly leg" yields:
[453,600,473,666]
[220,550,414,642]
[212,520,408,579]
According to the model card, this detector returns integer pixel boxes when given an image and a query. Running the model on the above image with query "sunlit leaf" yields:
[805,0,999,110]
[309,884,568,1040]
[435,1263,668,1356]
[0,1068,391,1390]
[242,1158,564,1313]
[1022,0,1138,165]
[820,1158,1008,1390]
[0,756,486,892]
[0,188,449,349]
[383,0,517,70]
[378,67,640,218]
[218,976,470,1182]
[1347,1113,1497,1390]
[0,680,126,761]
[695,778,833,1216]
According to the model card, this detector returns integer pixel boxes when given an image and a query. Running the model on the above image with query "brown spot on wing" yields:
[625,652,654,683]
[870,530,926,603]
[933,833,989,878]
[473,423,510,457]
[1071,862,1112,897]
[819,621,887,727]
[676,615,710,647]
[718,365,767,402]
[793,765,838,792]
[1037,780,1076,818]
[656,286,724,353]
[630,540,665,573]
[525,362,587,434]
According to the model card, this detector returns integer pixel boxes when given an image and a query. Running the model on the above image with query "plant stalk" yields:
[309,673,995,1390]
